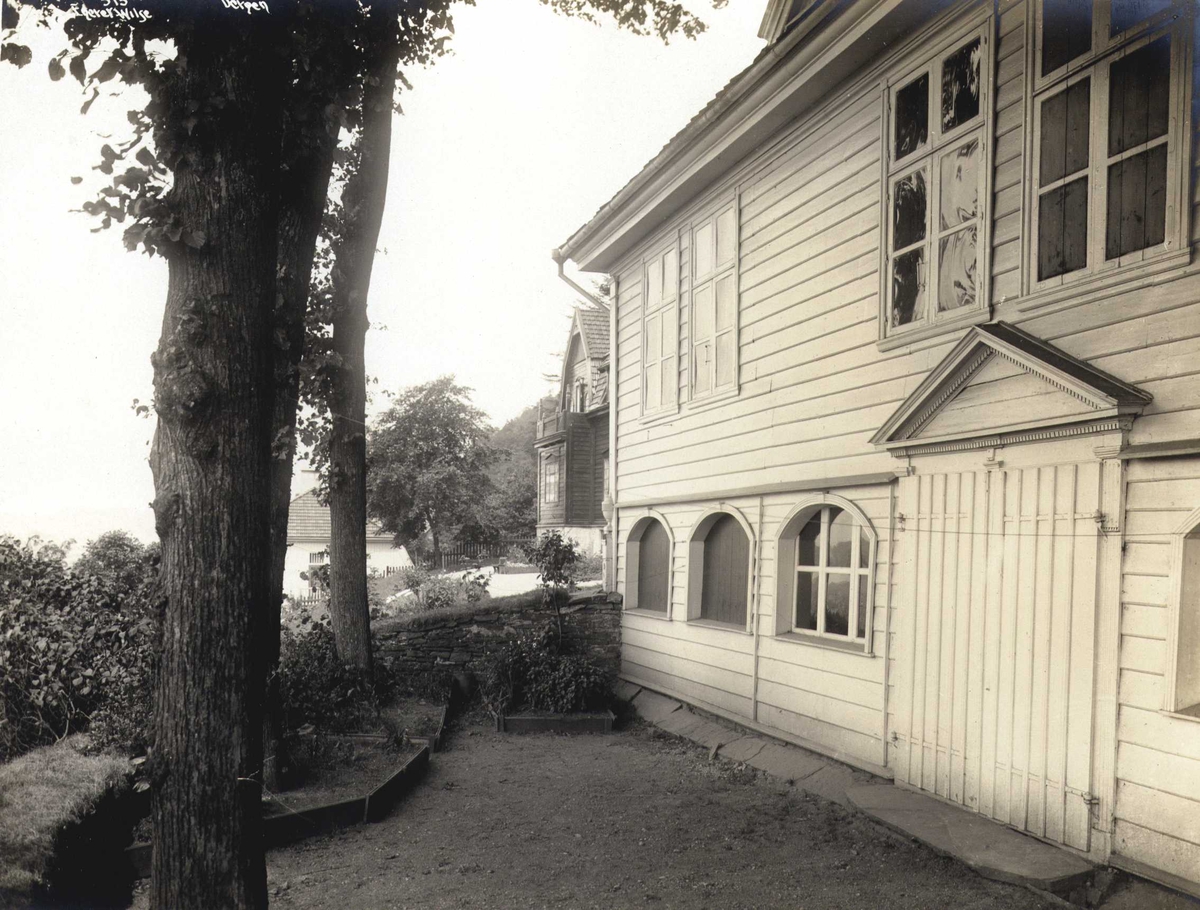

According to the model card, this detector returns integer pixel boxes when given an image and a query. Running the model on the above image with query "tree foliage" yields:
[367,376,499,552]
[485,397,554,538]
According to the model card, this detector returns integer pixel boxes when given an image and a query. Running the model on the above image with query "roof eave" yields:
[561,0,941,273]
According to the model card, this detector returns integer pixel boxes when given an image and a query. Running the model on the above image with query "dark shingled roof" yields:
[577,307,610,360]
[286,489,391,544]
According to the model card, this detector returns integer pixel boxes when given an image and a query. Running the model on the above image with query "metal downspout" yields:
[752,496,765,723]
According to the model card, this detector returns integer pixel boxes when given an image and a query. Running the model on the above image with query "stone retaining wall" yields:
[372,591,622,677]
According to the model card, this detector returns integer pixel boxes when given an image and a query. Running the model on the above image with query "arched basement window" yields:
[1168,515,1200,717]
[687,511,751,627]
[776,498,876,652]
[625,516,672,614]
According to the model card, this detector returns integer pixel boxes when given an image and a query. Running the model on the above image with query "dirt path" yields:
[265,716,1056,910]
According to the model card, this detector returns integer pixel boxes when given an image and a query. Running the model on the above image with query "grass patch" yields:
[0,735,132,903]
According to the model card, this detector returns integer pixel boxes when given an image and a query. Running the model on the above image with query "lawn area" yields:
[258,715,1058,910]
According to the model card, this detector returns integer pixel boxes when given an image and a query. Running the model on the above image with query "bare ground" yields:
[264,715,1059,910]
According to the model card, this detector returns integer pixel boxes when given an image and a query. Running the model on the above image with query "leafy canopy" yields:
[367,375,499,547]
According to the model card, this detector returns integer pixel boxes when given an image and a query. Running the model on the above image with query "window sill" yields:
[1014,247,1192,317]
[776,630,873,657]
[684,385,740,415]
[687,617,752,635]
[623,607,672,622]
[1162,705,1200,725]
[876,306,990,352]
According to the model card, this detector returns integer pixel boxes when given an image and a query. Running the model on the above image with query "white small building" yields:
[283,486,411,597]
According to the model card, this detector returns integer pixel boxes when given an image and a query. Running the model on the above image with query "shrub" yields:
[574,552,604,582]
[0,536,157,761]
[396,566,490,613]
[478,627,612,717]
[276,622,393,733]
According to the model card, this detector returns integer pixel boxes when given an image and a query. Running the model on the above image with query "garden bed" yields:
[496,710,615,734]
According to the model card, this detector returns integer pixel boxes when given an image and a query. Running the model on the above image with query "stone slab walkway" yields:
[618,682,1098,899]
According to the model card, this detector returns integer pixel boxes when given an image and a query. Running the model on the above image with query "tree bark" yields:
[147,15,285,910]
[327,6,400,671]
[263,119,338,791]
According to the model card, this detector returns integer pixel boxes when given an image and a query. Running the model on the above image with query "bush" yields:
[0,536,157,761]
[574,552,604,582]
[395,566,490,613]
[478,627,612,717]
[276,622,393,734]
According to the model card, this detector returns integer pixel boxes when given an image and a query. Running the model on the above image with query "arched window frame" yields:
[684,505,756,631]
[1165,506,1200,717]
[623,510,675,618]
[775,494,878,655]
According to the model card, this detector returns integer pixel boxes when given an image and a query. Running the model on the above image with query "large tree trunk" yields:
[327,7,400,671]
[147,15,286,910]
[263,123,338,792]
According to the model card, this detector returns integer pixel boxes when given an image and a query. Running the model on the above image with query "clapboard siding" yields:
[1112,464,1200,877]
[617,486,893,768]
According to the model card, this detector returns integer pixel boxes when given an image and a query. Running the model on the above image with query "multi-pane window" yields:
[542,456,559,504]
[884,28,989,339]
[1033,0,1183,286]
[690,204,738,398]
[793,507,873,642]
[642,244,678,414]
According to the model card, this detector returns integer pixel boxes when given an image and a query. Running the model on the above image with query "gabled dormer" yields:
[559,306,611,415]
[871,322,1153,458]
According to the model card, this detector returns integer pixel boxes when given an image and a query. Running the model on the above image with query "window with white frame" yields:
[789,506,873,644]
[542,454,560,504]
[642,244,679,415]
[1032,0,1187,288]
[883,26,990,341]
[690,203,738,399]
[1168,516,1200,717]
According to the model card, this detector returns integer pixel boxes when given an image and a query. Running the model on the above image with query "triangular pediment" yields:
[871,322,1152,453]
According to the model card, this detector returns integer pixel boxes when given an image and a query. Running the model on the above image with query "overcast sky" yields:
[0,0,764,547]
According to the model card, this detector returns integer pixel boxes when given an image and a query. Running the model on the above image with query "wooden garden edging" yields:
[496,709,615,734]
[123,705,448,878]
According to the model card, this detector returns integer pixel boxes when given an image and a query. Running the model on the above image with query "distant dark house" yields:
[534,305,610,555]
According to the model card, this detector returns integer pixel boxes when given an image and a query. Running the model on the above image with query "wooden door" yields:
[893,462,1101,850]
[701,515,749,626]
[637,520,671,614]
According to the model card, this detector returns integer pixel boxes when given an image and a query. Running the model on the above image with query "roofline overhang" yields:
[559,0,954,273]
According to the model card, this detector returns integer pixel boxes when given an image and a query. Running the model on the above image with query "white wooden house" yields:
[558,0,1200,892]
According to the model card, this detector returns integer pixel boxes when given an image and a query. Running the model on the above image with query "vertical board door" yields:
[893,463,1100,850]
[637,520,672,613]
[701,515,750,625]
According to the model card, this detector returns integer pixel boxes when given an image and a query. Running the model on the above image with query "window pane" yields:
[826,575,850,636]
[1109,36,1171,156]
[893,170,927,250]
[796,571,819,630]
[661,360,673,405]
[694,222,715,277]
[662,248,678,299]
[715,273,736,331]
[660,303,676,358]
[647,258,662,308]
[859,528,870,569]
[892,248,926,327]
[694,343,711,395]
[693,283,713,341]
[1042,0,1092,76]
[1040,79,1091,185]
[940,139,979,230]
[856,578,868,639]
[1106,143,1168,258]
[1038,177,1089,279]
[716,209,737,266]
[939,225,977,312]
[828,508,853,567]
[895,74,929,161]
[645,313,660,364]
[941,38,981,132]
[1110,0,1171,36]
[797,514,821,566]
[715,332,734,388]
[644,365,660,410]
